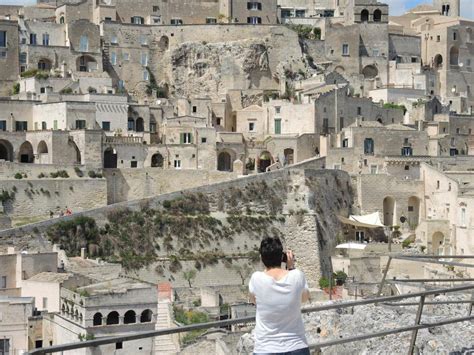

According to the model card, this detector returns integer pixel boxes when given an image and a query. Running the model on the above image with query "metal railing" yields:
[28,283,474,355]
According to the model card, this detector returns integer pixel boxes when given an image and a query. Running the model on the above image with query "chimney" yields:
[80,248,86,259]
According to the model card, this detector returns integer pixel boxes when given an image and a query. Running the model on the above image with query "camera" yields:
[282,252,288,263]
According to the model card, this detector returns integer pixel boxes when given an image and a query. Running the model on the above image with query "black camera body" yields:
[282,252,288,263]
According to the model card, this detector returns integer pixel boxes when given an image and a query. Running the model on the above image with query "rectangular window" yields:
[110,52,117,65]
[342,44,349,56]
[192,106,197,113]
[0,120,6,131]
[41,122,47,130]
[274,119,281,134]
[141,52,148,66]
[295,10,305,17]
[123,52,129,61]
[116,342,123,350]
[201,137,207,143]
[461,208,466,226]
[364,138,374,155]
[401,147,413,156]
[206,18,217,24]
[370,165,378,174]
[131,161,137,168]
[102,121,111,131]
[247,17,262,24]
[42,297,48,309]
[143,70,149,81]
[53,120,58,130]
[248,122,255,132]
[0,339,10,354]
[20,52,26,64]
[357,107,362,115]
[247,2,262,10]
[42,33,49,46]
[15,121,27,131]
[0,31,6,47]
[140,35,148,46]
[355,231,365,242]
[153,6,159,12]
[322,118,329,133]
[0,276,6,288]
[79,35,88,52]
[30,33,37,45]
[342,138,349,147]
[437,35,440,42]
[373,48,379,57]
[131,16,144,25]
[171,18,183,25]
[75,120,86,129]
[174,160,181,169]
[111,34,118,44]
[180,133,192,144]
[275,106,281,114]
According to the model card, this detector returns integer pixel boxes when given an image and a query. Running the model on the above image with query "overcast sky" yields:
[0,0,473,19]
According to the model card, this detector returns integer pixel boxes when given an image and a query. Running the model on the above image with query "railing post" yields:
[469,291,473,316]
[377,256,392,297]
[408,295,425,355]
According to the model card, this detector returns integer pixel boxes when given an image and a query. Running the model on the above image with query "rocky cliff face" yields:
[169,39,273,99]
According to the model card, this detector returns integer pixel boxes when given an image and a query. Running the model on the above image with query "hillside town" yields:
[0,0,473,354]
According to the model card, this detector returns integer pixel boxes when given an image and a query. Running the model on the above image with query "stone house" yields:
[0,296,35,354]
[0,19,19,95]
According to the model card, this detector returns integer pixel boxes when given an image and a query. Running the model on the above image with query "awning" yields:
[338,212,384,229]
[336,243,367,250]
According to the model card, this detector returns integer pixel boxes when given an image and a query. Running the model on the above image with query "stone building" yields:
[0,296,35,354]
[0,20,20,96]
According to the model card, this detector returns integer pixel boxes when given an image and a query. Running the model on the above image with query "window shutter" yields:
[189,133,193,143]
[180,133,184,144]
[258,3,262,10]
[258,17,262,24]
[247,2,251,10]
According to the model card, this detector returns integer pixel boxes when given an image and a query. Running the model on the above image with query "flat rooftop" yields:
[27,272,72,283]
[75,278,154,296]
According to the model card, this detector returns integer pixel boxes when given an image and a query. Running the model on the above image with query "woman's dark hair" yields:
[259,237,283,268]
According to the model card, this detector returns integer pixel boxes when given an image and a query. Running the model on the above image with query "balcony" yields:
[105,136,143,144]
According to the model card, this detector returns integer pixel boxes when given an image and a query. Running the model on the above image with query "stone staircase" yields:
[154,300,179,355]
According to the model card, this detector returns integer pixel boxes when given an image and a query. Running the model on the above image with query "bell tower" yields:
[433,0,460,17]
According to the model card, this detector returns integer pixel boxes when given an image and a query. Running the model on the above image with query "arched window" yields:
[60,16,65,24]
[0,139,14,162]
[159,36,169,51]
[217,152,232,172]
[383,196,396,226]
[38,58,52,71]
[373,9,382,22]
[124,310,136,324]
[18,141,34,163]
[151,153,164,168]
[361,9,369,22]
[136,117,144,132]
[106,311,119,325]
[93,312,102,326]
[37,140,48,154]
[434,54,443,69]
[140,309,153,323]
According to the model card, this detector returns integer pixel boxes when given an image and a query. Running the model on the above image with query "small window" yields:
[171,18,183,25]
[247,17,262,24]
[247,2,262,11]
[116,342,123,350]
[79,35,89,52]
[0,276,6,288]
[131,16,144,24]
[111,34,118,44]
[75,120,86,129]
[342,44,349,56]
[206,18,217,24]
[437,35,441,42]
[357,107,362,115]
[131,161,137,168]
[249,122,255,132]
[41,122,47,130]
[42,33,49,46]
[153,6,159,12]
[404,165,410,170]
[437,180,440,189]
[102,121,111,131]
[143,70,149,81]
[408,206,414,212]
[192,106,197,113]
[110,52,117,65]
[123,52,129,61]
[181,133,192,144]
[30,33,37,45]
[453,32,457,41]
[274,119,281,134]
[174,159,181,169]
[275,106,281,114]
[141,52,148,66]
[370,165,378,174]
[201,137,207,143]
[0,31,6,48]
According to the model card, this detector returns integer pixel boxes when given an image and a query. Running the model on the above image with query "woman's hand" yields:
[286,250,295,270]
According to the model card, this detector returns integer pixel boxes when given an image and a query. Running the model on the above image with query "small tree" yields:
[183,270,197,288]
[233,264,253,285]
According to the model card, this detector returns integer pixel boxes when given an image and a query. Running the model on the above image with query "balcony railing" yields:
[105,136,143,144]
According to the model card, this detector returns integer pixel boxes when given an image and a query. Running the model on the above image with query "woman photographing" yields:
[249,237,311,355]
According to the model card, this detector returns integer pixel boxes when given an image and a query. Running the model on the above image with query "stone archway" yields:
[217,151,232,172]
[362,65,378,79]
[37,140,49,164]
[361,9,369,22]
[373,9,382,22]
[383,196,396,226]
[159,36,169,51]
[18,141,34,163]
[0,139,14,162]
[151,153,164,168]
[258,151,273,173]
[38,58,52,71]
[68,140,81,165]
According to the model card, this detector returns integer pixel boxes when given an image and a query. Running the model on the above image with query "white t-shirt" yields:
[249,269,309,353]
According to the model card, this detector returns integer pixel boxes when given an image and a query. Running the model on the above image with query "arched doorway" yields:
[217,152,232,172]
[18,141,34,163]
[361,9,369,22]
[104,148,117,169]
[383,196,396,226]
[362,65,378,79]
[258,151,273,173]
[37,140,49,164]
[373,9,382,22]
[136,117,144,132]
[140,309,153,323]
[449,46,459,66]
[106,311,119,325]
[434,54,443,69]
[38,58,52,71]
[407,196,420,229]
[0,139,14,162]
[93,312,102,326]
[432,232,445,255]
[68,140,81,164]
[151,153,164,168]
[77,55,97,72]
[158,36,169,51]
[284,148,294,165]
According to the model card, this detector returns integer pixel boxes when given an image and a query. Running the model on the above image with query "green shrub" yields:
[319,277,333,289]
[14,173,23,180]
[402,239,413,249]
[38,173,46,179]
[334,270,347,285]
[60,87,73,94]
[20,69,38,78]
[50,170,69,178]
[35,71,50,80]
[74,167,84,177]
[12,82,20,95]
